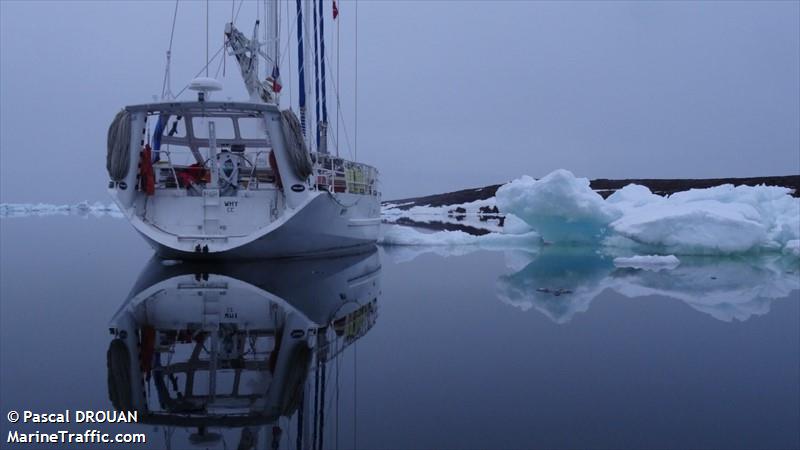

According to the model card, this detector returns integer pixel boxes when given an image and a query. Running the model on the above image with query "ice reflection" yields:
[106,249,381,449]
[382,241,798,323]
[496,247,613,323]
[496,247,799,323]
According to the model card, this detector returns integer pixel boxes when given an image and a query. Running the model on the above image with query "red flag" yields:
[271,65,282,93]
[332,0,339,19]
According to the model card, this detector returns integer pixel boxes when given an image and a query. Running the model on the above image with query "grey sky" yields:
[1,0,798,203]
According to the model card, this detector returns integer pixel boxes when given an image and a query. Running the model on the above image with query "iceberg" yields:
[497,170,800,256]
[496,170,620,243]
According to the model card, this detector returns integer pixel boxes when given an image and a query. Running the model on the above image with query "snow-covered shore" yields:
[383,169,799,257]
[0,201,122,218]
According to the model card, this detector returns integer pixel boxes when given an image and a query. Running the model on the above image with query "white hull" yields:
[119,191,380,259]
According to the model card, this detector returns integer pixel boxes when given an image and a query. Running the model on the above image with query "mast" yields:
[225,1,280,105]
[296,0,307,137]
[317,0,329,154]
[266,0,280,104]
[312,0,322,151]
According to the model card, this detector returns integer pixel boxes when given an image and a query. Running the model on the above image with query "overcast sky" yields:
[1,0,798,203]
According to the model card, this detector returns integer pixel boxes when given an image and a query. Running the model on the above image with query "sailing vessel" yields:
[107,2,380,259]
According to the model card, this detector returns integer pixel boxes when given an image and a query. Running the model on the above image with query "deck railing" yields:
[146,148,378,197]
[312,153,379,196]
[151,148,275,192]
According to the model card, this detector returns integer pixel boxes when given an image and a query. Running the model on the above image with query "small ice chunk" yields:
[613,254,681,270]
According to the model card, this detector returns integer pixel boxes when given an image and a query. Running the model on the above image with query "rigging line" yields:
[206,0,209,77]
[233,0,245,23]
[353,341,357,450]
[336,339,340,450]
[276,10,299,75]
[321,51,353,160]
[214,42,226,79]
[355,0,358,162]
[223,27,227,77]
[312,358,320,450]
[161,0,180,99]
[319,359,326,450]
[286,0,293,110]
[336,2,340,158]
[168,0,179,52]
[297,389,305,450]
[262,0,278,57]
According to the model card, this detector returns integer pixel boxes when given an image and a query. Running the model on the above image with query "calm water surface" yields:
[1,217,798,449]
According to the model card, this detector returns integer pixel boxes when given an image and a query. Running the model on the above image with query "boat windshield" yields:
[130,102,277,193]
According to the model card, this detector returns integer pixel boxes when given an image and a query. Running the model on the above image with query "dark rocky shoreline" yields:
[384,175,799,210]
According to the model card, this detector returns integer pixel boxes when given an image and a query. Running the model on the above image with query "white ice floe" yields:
[0,202,122,218]
[380,224,541,248]
[498,170,800,256]
[613,255,680,271]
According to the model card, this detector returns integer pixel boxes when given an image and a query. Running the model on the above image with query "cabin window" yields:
[156,144,196,166]
[237,117,266,139]
[192,117,236,140]
[166,117,186,138]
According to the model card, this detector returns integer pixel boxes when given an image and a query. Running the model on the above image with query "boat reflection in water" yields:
[106,248,381,449]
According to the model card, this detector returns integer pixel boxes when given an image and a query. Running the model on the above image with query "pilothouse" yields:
[107,4,379,259]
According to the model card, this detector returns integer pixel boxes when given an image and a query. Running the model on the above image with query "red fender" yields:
[140,145,156,196]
